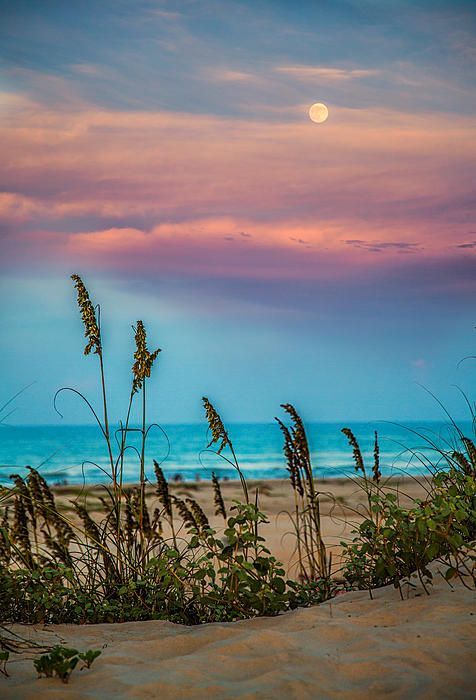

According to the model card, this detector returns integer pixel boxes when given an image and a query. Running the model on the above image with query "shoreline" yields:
[49,473,434,491]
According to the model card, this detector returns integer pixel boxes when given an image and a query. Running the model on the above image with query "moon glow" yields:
[309,102,329,124]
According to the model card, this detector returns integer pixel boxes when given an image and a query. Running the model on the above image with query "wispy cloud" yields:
[289,237,312,248]
[455,239,476,249]
[275,65,380,81]
[70,63,106,77]
[149,9,182,21]
[343,240,422,254]
[205,68,258,83]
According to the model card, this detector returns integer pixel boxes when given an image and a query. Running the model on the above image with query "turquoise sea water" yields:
[0,421,471,485]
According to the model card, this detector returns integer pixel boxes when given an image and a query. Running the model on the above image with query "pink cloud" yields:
[1,95,475,285]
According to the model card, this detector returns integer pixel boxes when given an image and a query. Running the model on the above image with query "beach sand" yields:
[2,477,475,699]
[50,475,434,578]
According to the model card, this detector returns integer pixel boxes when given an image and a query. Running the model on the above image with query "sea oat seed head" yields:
[212,472,227,519]
[372,431,381,483]
[202,397,229,454]
[342,428,366,477]
[132,320,161,393]
[71,274,102,356]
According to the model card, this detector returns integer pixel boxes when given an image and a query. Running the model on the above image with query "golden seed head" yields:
[154,460,172,518]
[276,417,304,496]
[71,274,101,356]
[451,450,472,475]
[186,498,209,531]
[202,397,229,454]
[342,427,366,477]
[278,404,313,496]
[173,496,198,530]
[132,320,161,393]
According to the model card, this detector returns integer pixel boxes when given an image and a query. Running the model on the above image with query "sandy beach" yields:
[2,476,475,698]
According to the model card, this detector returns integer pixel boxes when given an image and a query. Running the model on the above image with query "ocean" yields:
[0,421,470,486]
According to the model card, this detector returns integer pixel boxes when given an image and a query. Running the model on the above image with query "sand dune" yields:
[3,568,475,699]
[2,478,475,698]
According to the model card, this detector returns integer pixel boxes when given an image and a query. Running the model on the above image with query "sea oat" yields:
[173,496,198,531]
[342,428,366,477]
[277,406,330,585]
[74,503,101,543]
[372,431,381,483]
[452,450,472,475]
[461,437,476,475]
[132,321,161,393]
[9,476,32,566]
[71,274,101,356]
[202,397,229,454]
[212,472,227,519]
[281,404,313,485]
[124,491,135,548]
[0,506,11,564]
[186,498,209,532]
[154,460,172,518]
[276,418,304,496]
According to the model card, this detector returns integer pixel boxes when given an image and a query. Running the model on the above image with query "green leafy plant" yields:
[0,626,56,680]
[0,651,9,678]
[33,645,101,683]
[340,425,476,597]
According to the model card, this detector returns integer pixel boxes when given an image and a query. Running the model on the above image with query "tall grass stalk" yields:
[70,275,116,495]
[276,404,330,587]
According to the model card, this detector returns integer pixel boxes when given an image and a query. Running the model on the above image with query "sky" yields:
[0,0,475,426]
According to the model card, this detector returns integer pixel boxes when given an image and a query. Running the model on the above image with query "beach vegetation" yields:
[275,404,332,591]
[0,275,474,678]
[340,425,476,596]
[33,645,101,683]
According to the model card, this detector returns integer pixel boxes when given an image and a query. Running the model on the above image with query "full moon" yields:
[309,102,329,124]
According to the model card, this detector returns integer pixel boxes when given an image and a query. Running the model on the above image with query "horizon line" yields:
[2,418,471,428]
